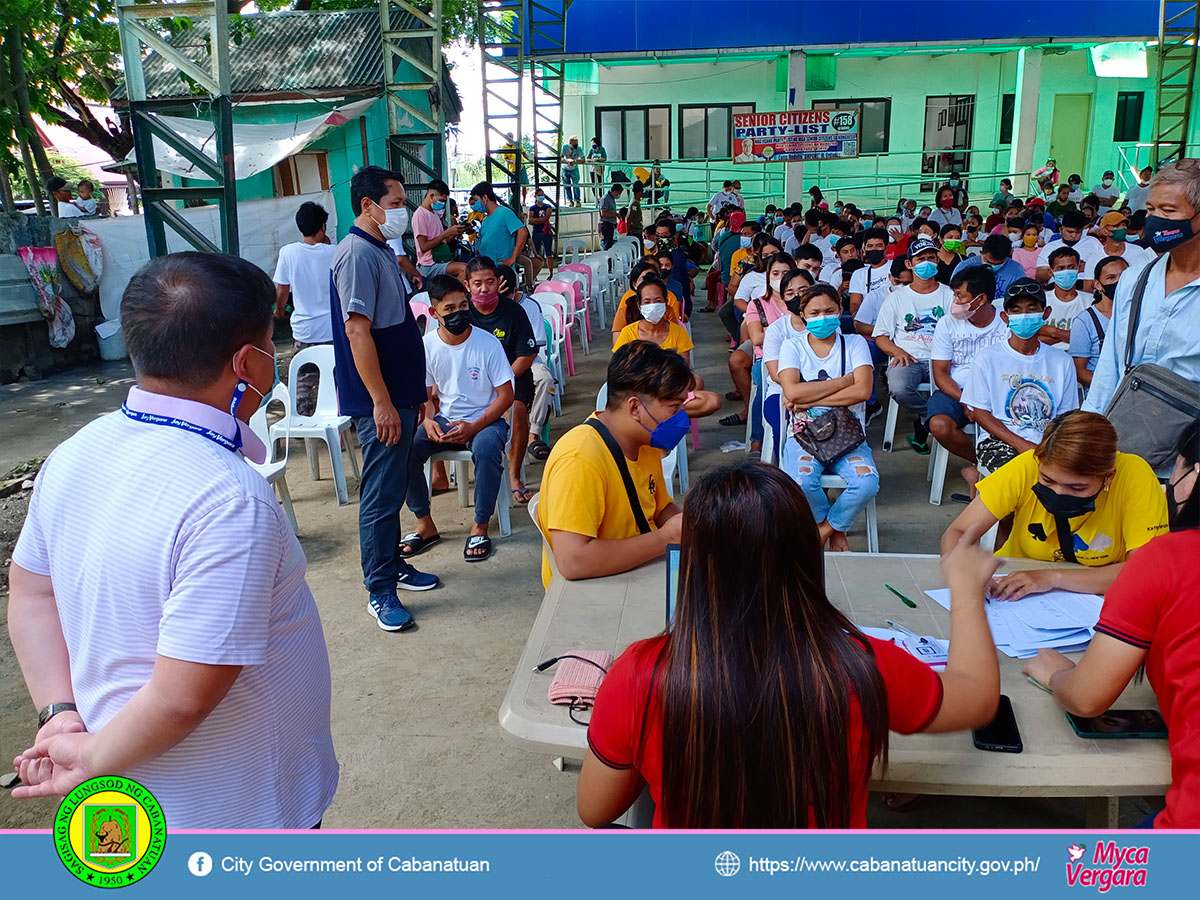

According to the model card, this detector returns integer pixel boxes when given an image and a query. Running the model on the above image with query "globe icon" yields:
[714,850,741,877]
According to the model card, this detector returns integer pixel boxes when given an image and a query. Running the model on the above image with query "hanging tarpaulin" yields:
[18,246,76,349]
[119,97,378,180]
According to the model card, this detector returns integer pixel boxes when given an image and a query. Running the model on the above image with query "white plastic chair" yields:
[247,382,298,533]
[272,344,361,506]
[821,475,880,553]
[562,239,587,266]
[596,383,688,494]
[423,440,512,538]
[928,423,977,505]
[536,286,588,357]
[529,494,561,582]
[556,269,596,334]
[882,381,932,452]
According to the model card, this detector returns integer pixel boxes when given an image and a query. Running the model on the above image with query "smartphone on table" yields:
[973,694,1023,753]
[1066,709,1168,739]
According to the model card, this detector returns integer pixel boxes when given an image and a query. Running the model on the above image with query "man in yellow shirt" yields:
[538,341,689,586]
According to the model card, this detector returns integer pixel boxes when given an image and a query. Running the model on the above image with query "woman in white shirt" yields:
[777,284,879,551]
[928,187,964,228]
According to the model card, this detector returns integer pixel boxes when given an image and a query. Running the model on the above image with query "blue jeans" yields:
[750,358,764,444]
[781,439,880,533]
[406,416,509,526]
[562,167,580,202]
[355,408,421,594]
[886,358,931,422]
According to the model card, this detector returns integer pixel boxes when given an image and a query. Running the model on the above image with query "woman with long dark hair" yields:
[578,461,1003,828]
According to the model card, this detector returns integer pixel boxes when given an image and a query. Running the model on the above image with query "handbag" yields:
[789,335,866,466]
[1103,256,1200,469]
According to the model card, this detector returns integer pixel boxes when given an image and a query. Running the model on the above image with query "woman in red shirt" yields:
[577,460,1004,828]
[1024,456,1200,828]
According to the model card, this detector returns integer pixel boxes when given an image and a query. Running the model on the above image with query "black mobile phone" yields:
[973,694,1023,753]
[1066,709,1168,739]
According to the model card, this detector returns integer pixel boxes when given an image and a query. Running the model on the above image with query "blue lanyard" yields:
[121,404,242,453]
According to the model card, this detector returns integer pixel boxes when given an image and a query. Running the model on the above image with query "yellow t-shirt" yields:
[730,248,752,273]
[538,418,673,587]
[612,321,694,355]
[611,289,684,333]
[978,450,1168,565]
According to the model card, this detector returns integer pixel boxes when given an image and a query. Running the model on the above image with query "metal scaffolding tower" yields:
[116,0,239,256]
[380,0,446,193]
[1153,0,1200,166]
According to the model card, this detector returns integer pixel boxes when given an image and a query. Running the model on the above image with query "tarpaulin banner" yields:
[732,109,860,163]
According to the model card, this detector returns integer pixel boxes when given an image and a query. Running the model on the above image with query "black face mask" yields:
[1144,214,1196,252]
[1032,481,1099,519]
[1061,237,1079,247]
[440,309,472,335]
[785,297,804,315]
[864,248,885,265]
[1099,280,1118,300]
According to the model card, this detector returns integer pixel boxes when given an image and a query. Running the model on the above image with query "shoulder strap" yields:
[752,297,767,323]
[1123,256,1162,374]
[1086,307,1105,350]
[585,418,652,535]
[840,332,847,377]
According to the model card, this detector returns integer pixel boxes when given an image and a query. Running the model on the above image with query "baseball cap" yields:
[1101,211,1127,227]
[907,236,938,258]
[1103,170,1115,178]
[45,176,69,193]
[1027,197,1045,208]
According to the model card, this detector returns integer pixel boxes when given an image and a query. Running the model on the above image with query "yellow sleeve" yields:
[977,450,1037,521]
[668,293,682,322]
[671,323,695,354]
[542,456,609,539]
[1115,454,1170,554]
[613,323,640,351]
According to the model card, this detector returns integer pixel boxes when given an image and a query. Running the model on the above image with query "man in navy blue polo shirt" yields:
[330,166,439,632]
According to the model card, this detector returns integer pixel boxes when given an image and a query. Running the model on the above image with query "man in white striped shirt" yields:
[8,252,338,828]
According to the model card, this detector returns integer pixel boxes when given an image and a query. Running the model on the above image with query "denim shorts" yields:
[417,262,451,278]
[926,390,970,427]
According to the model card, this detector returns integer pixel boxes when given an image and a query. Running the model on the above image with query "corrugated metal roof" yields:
[113,8,461,120]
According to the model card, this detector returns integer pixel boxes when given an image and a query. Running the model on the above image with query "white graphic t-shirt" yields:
[871,283,953,360]
[1044,291,1094,349]
[930,312,1009,389]
[961,341,1080,443]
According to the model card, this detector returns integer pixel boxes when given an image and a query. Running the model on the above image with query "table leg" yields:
[1085,796,1120,829]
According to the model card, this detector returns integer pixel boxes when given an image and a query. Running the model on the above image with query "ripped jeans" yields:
[780,439,880,533]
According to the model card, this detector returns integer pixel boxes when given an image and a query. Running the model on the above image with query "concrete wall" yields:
[564,47,1163,212]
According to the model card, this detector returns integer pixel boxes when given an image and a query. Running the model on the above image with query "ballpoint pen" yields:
[885,619,930,644]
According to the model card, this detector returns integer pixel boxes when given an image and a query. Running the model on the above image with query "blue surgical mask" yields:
[637,404,691,450]
[991,262,1006,272]
[1007,312,1045,339]
[432,200,446,212]
[1052,269,1079,290]
[804,314,841,339]
[739,235,752,248]
[471,199,485,214]
[913,260,939,280]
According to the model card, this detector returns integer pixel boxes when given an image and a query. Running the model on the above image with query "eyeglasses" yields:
[1004,281,1045,300]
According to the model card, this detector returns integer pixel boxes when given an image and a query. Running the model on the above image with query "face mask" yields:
[1022,234,1038,248]
[1110,228,1127,242]
[990,262,1006,272]
[472,291,500,311]
[432,200,446,212]
[775,215,784,224]
[804,314,841,339]
[863,219,875,229]
[1102,179,1113,188]
[1007,312,1045,339]
[769,277,783,292]
[949,179,960,187]
[864,248,885,265]
[992,207,1002,216]
[373,203,409,239]
[637,403,691,451]
[440,309,472,335]
[940,197,954,209]
[912,260,938,280]
[942,238,964,254]
[1052,269,1079,290]
[1032,481,1100,520]
[784,296,805,315]
[640,302,667,324]
[1145,214,1195,252]
[950,295,985,320]
[644,238,656,251]
[471,199,486,214]
[1061,237,1078,247]
[1100,280,1118,300]
[739,235,752,249]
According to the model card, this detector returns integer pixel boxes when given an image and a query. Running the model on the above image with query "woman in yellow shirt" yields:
[941,411,1168,600]
[611,261,682,336]
[613,277,721,420]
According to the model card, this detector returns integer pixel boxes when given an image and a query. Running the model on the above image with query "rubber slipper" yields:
[724,390,741,401]
[950,493,972,504]
[464,534,493,562]
[512,486,533,505]
[399,532,440,558]
[907,435,931,455]
[526,440,551,461]
[720,412,747,427]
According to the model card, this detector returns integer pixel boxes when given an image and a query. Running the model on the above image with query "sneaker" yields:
[396,563,440,592]
[367,592,415,631]
[865,400,883,427]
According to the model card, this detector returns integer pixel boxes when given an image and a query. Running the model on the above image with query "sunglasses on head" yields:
[1005,282,1044,300]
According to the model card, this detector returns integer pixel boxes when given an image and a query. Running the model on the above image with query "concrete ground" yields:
[0,285,1158,829]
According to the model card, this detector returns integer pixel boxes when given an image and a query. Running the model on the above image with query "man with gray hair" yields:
[8,252,338,827]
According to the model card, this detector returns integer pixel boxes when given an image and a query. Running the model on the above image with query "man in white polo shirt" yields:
[9,252,338,828]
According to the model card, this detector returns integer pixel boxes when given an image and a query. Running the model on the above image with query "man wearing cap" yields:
[1085,211,1157,276]
[1092,170,1121,214]
[45,177,84,218]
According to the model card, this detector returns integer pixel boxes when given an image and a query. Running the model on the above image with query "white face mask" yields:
[640,302,667,324]
[374,202,409,239]
[1102,179,1113,188]
[769,277,783,292]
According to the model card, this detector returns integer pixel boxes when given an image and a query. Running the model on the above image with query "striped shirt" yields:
[13,386,338,828]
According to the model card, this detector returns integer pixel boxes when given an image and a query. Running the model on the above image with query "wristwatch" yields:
[38,702,78,729]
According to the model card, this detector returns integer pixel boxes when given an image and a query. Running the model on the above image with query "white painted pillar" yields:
[784,48,806,205]
[1008,47,1042,195]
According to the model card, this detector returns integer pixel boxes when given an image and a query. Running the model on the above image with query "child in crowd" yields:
[960,278,1079,472]
[1070,255,1127,390]
[401,274,515,563]
[74,179,98,215]
[1042,246,1091,348]
[1012,222,1043,278]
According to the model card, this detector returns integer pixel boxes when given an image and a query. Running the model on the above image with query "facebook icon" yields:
[188,851,213,877]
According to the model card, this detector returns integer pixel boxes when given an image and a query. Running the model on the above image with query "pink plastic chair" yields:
[533,290,577,376]
[560,262,593,305]
[541,279,590,343]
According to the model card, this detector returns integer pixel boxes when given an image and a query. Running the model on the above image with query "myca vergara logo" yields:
[54,776,166,888]
[1065,841,1149,892]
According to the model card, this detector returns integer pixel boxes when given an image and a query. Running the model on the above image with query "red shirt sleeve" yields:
[586,638,664,770]
[868,636,945,734]
[1095,537,1166,650]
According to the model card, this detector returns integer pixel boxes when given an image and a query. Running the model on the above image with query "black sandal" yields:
[527,439,551,461]
[720,412,747,427]
[399,532,440,558]
[464,534,493,562]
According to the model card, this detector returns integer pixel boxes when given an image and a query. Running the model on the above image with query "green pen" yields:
[885,583,918,609]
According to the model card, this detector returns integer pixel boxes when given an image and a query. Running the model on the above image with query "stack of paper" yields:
[923,587,1104,659]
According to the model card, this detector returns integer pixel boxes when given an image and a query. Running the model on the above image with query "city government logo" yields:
[53,776,166,888]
